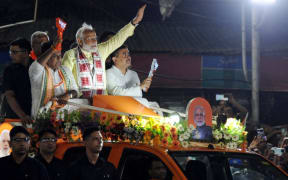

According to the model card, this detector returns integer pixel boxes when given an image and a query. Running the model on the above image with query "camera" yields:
[271,147,285,156]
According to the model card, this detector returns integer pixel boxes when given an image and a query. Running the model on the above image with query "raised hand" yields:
[132,4,147,25]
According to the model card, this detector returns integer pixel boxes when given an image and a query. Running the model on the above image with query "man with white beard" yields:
[0,130,10,157]
[62,5,146,98]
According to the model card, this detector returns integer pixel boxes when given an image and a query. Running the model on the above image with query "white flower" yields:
[179,134,185,141]
[213,129,220,135]
[187,124,195,133]
[219,142,225,148]
[232,135,239,141]
[214,133,223,140]
[64,122,71,128]
[184,132,190,137]
[226,142,238,149]
[226,143,232,149]
[178,126,184,132]
[231,142,238,149]
[181,141,189,148]
[224,134,231,140]
[194,131,201,139]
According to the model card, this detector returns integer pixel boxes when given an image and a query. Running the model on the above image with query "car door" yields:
[117,148,173,180]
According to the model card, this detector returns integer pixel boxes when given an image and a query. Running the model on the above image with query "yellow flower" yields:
[131,120,136,126]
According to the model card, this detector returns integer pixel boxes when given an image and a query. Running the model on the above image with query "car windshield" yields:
[169,151,287,180]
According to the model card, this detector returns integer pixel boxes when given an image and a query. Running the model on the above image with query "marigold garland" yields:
[33,110,247,150]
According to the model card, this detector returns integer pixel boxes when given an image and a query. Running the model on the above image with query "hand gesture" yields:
[52,36,62,50]
[224,93,235,102]
[141,77,152,91]
[57,93,70,105]
[132,4,147,25]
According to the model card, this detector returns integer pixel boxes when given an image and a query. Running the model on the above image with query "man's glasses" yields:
[12,137,30,143]
[9,50,26,55]
[40,138,57,143]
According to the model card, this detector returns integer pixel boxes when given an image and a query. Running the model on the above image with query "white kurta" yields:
[106,65,150,107]
[29,61,79,118]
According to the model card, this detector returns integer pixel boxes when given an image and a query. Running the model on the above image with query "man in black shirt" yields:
[36,128,66,180]
[0,126,49,180]
[66,126,118,180]
[2,38,33,125]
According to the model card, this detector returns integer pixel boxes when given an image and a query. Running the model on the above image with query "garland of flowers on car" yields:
[33,110,247,150]
[212,117,247,149]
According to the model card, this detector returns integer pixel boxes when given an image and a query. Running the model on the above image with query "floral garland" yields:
[33,110,247,150]
[212,118,247,149]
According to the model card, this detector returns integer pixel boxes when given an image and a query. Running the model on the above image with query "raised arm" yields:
[99,5,147,60]
[37,37,61,66]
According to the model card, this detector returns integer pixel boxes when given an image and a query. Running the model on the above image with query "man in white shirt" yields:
[29,40,79,118]
[106,45,152,107]
[62,5,147,98]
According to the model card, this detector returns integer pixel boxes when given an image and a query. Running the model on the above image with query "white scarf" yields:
[76,47,105,97]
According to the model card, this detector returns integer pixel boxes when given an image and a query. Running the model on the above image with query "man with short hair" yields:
[36,129,66,180]
[2,38,33,125]
[0,126,49,180]
[193,106,212,140]
[62,5,146,98]
[66,126,118,180]
[30,31,49,59]
[29,40,79,118]
[106,45,152,107]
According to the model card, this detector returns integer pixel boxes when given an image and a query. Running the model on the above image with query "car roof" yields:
[55,140,255,159]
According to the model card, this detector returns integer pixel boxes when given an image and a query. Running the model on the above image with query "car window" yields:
[118,148,172,180]
[169,151,288,180]
[62,146,111,166]
[170,152,217,180]
[228,156,287,180]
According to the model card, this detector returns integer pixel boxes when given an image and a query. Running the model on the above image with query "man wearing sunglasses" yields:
[36,129,66,180]
[2,38,33,126]
[0,126,49,180]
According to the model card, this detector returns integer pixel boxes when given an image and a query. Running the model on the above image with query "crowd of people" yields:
[247,125,288,173]
[0,125,120,180]
[0,4,151,179]
[0,4,153,126]
[1,2,288,178]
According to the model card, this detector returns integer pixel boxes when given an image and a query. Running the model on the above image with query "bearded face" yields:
[194,107,206,127]
[80,30,98,52]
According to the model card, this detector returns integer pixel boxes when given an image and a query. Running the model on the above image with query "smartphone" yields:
[216,94,228,101]
[271,147,285,156]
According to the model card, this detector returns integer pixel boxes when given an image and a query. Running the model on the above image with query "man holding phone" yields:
[213,93,248,120]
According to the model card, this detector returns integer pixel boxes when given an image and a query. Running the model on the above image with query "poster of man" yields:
[0,123,13,157]
[187,97,213,141]
[0,130,10,157]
